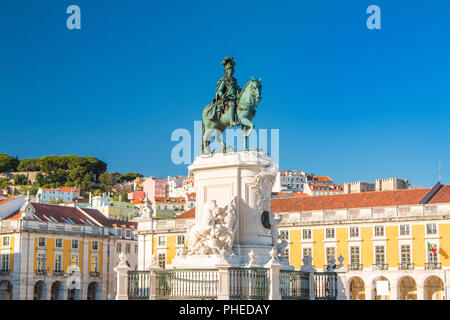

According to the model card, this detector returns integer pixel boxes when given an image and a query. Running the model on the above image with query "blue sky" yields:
[1,0,449,187]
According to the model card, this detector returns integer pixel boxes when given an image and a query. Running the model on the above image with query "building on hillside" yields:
[185,193,196,209]
[344,178,410,194]
[182,176,194,196]
[272,170,307,193]
[167,176,186,197]
[0,197,137,300]
[307,174,334,185]
[36,187,80,204]
[134,182,450,300]
[153,197,187,216]
[143,177,168,200]
[127,190,145,202]
[304,183,344,196]
[92,197,139,221]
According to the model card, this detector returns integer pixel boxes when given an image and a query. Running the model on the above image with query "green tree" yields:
[0,154,19,172]
[0,178,10,189]
[17,158,41,171]
[14,174,28,185]
[113,191,129,202]
[35,173,46,186]
[118,172,143,183]
[99,172,114,193]
[80,173,92,196]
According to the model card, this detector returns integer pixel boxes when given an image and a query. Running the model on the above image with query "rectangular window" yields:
[91,256,98,273]
[2,237,10,246]
[71,239,79,249]
[116,243,122,253]
[1,254,10,271]
[71,255,79,266]
[158,236,166,246]
[280,230,289,240]
[302,229,312,240]
[375,246,385,265]
[55,238,63,248]
[326,247,336,263]
[54,255,62,272]
[126,244,131,254]
[177,235,185,246]
[399,225,410,236]
[427,223,437,235]
[126,230,131,238]
[349,227,359,238]
[401,245,411,265]
[428,243,439,264]
[37,253,46,272]
[350,246,360,266]
[374,226,384,237]
[135,245,138,254]
[38,237,46,247]
[92,241,99,250]
[158,253,166,269]
[303,247,312,258]
[325,228,335,239]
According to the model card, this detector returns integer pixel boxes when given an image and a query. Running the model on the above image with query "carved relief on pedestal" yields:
[182,196,238,257]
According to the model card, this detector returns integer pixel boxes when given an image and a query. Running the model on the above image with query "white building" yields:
[36,187,80,204]
[272,170,308,193]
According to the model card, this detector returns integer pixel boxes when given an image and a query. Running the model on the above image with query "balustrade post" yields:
[309,271,315,300]
[147,265,161,300]
[264,258,282,300]
[114,252,130,300]
[335,267,348,300]
[217,262,231,300]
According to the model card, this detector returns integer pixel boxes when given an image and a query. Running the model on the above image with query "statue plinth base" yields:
[171,151,293,270]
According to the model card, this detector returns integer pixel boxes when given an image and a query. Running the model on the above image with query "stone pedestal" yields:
[172,151,291,269]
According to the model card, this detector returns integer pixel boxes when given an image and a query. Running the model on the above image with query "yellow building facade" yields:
[137,184,450,300]
[0,199,137,300]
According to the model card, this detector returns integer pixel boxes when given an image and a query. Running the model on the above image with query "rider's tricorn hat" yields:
[222,56,235,71]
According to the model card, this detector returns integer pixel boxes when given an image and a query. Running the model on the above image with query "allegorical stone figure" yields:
[211,57,241,126]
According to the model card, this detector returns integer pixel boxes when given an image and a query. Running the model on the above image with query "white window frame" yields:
[38,237,46,247]
[374,225,385,237]
[349,227,359,238]
[302,229,312,240]
[399,224,410,236]
[325,228,335,239]
[158,236,166,247]
[426,223,438,236]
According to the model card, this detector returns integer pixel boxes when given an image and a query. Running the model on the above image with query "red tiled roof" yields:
[81,208,137,229]
[176,207,195,219]
[154,197,186,203]
[40,187,79,192]
[271,188,431,212]
[428,185,450,203]
[292,193,309,197]
[6,203,99,226]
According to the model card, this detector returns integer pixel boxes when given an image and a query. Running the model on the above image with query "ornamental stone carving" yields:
[184,196,238,257]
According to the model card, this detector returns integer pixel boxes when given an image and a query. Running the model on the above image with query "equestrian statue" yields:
[201,57,262,154]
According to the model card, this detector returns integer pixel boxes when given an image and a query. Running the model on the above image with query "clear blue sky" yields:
[1,0,449,187]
